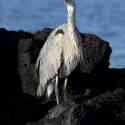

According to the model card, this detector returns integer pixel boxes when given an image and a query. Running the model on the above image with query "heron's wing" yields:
[35,24,66,71]
[35,31,64,89]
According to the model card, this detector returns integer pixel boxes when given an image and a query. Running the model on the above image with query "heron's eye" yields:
[55,29,64,36]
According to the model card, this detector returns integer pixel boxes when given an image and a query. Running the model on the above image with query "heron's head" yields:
[64,0,76,12]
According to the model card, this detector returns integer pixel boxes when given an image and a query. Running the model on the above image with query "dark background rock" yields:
[0,27,124,125]
[0,28,55,125]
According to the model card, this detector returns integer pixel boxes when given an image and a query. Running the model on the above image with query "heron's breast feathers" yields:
[63,36,81,62]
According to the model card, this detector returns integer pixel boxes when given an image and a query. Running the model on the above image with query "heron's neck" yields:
[67,5,76,31]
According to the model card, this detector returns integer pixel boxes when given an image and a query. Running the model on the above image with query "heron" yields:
[35,0,83,104]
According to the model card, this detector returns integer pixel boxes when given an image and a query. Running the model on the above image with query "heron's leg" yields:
[64,78,68,91]
[55,76,59,104]
[63,78,68,101]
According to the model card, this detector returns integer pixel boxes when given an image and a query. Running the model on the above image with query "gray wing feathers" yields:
[35,31,63,92]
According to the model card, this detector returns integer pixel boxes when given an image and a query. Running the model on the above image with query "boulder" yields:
[0,27,124,125]
[27,88,125,125]
[17,27,111,96]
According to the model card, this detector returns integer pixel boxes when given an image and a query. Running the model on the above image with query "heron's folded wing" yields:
[35,33,63,86]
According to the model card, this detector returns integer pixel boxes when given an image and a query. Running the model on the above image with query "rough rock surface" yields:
[1,27,124,125]
[27,88,125,125]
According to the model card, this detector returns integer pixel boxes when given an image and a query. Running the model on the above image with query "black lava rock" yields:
[1,27,124,125]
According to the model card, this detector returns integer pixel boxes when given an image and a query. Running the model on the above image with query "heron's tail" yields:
[36,84,45,97]
[35,57,43,96]
[34,57,47,97]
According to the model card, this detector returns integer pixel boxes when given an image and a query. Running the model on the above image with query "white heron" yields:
[35,0,83,104]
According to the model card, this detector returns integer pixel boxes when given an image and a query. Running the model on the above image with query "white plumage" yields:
[35,0,83,104]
